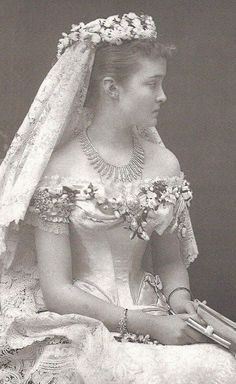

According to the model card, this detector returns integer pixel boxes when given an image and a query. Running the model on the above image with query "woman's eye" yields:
[147,81,162,89]
[147,82,157,89]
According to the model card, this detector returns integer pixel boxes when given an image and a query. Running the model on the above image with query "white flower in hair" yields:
[142,29,156,39]
[69,32,80,41]
[57,12,157,58]
[133,26,145,36]
[86,19,102,33]
[120,19,129,28]
[104,14,120,27]
[146,17,154,25]
[71,23,85,32]
[131,18,142,27]
[101,28,112,37]
[125,12,137,19]
[90,33,102,44]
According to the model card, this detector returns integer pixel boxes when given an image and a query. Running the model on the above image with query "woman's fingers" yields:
[174,314,208,344]
[185,323,210,343]
[178,313,193,320]
[177,313,210,343]
[185,301,196,314]
[162,314,211,345]
[184,301,207,325]
[178,312,205,325]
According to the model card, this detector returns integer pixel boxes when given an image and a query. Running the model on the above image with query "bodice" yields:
[23,173,198,313]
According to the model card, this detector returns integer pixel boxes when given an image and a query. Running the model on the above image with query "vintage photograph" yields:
[0,1,236,382]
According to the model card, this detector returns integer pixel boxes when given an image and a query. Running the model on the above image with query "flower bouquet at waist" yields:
[186,300,236,355]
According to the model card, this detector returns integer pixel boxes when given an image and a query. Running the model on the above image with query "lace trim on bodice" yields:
[25,212,69,235]
[27,173,192,239]
[23,173,199,267]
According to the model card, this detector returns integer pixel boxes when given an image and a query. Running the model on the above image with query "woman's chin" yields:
[135,116,158,129]
[144,117,158,127]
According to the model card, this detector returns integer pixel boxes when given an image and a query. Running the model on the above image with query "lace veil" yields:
[0,17,198,277]
[0,38,96,272]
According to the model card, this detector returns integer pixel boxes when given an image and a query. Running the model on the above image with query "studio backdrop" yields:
[0,0,235,320]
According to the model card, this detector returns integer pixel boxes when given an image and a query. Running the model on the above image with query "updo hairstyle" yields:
[85,39,175,107]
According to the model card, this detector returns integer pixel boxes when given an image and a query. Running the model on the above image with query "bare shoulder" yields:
[43,139,88,178]
[159,147,181,177]
[142,139,181,178]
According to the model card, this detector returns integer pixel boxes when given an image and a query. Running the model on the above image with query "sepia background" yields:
[0,0,235,320]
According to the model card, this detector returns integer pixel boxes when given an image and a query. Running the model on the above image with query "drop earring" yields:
[112,90,119,100]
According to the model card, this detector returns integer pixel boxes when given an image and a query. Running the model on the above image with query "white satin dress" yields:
[0,173,236,384]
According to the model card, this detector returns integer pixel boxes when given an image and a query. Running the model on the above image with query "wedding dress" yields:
[0,13,235,383]
[0,161,236,383]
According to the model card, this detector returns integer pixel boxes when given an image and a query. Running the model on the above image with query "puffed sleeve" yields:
[25,186,76,235]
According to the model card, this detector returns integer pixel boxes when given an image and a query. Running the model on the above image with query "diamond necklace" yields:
[78,128,145,182]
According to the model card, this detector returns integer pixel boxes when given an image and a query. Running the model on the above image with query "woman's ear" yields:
[102,77,119,100]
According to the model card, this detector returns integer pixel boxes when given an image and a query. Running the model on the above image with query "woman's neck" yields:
[87,108,133,151]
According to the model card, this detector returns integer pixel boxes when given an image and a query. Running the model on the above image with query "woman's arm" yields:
[35,227,207,344]
[35,227,156,335]
[151,230,192,314]
[148,147,196,313]
[35,227,125,331]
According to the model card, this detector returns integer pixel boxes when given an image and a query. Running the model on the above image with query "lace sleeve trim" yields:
[175,206,198,268]
[29,186,77,223]
[25,211,69,235]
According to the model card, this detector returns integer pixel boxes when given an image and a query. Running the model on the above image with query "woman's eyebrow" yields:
[148,74,165,79]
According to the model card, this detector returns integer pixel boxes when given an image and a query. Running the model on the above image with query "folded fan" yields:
[186,300,236,355]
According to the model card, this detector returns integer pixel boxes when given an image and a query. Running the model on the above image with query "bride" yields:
[0,12,235,384]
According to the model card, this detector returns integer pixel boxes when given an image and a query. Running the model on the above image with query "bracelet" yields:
[118,308,129,336]
[117,308,160,345]
[167,287,192,306]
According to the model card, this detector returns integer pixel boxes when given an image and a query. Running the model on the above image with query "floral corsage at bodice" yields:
[29,172,193,242]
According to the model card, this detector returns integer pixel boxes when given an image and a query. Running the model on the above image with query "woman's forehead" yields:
[134,57,167,78]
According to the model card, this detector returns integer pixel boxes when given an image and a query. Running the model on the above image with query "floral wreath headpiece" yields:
[57,12,157,58]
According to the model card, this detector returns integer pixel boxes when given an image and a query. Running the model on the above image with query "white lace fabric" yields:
[0,39,95,271]
[0,121,202,381]
[0,163,210,383]
[24,172,198,265]
[1,312,236,383]
[0,168,227,383]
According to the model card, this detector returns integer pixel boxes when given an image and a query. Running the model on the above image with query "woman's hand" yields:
[169,295,207,326]
[167,288,201,317]
[147,313,209,345]
[128,310,209,345]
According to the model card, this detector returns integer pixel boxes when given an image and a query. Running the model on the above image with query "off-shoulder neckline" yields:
[39,171,185,187]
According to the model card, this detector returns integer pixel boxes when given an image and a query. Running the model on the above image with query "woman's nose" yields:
[156,88,167,104]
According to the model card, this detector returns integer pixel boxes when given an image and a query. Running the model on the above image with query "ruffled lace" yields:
[24,212,69,235]
[1,313,236,383]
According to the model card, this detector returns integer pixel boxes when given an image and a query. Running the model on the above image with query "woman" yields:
[0,13,235,384]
